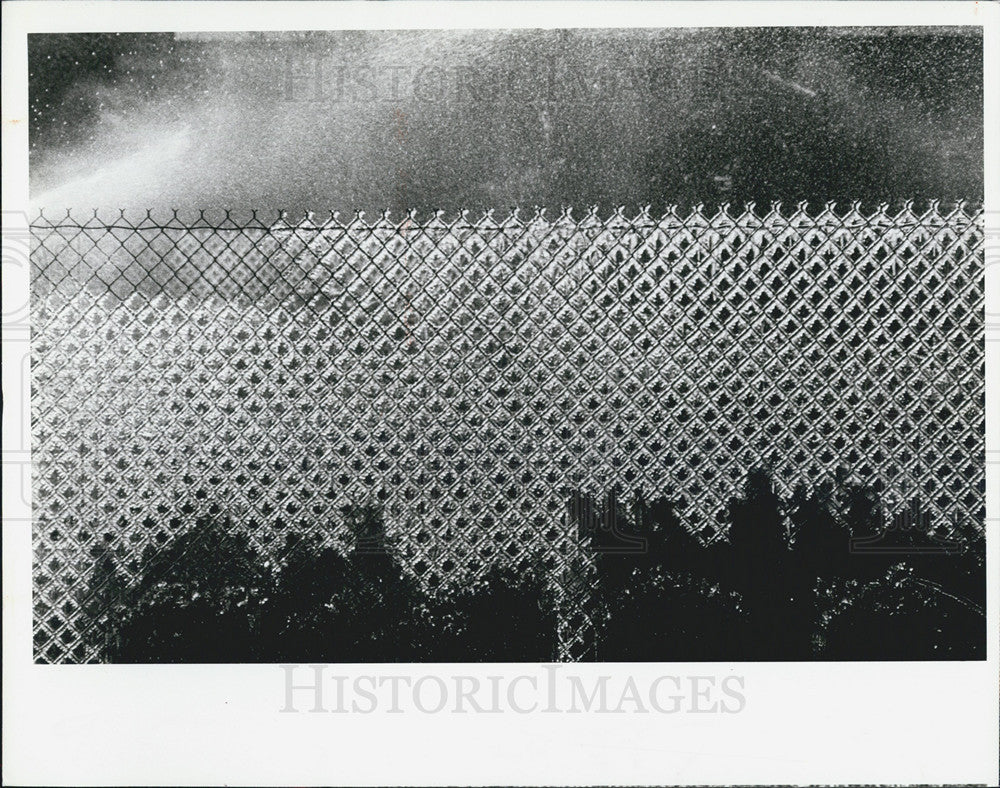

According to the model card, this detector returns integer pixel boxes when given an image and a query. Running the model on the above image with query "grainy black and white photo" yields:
[29,26,985,664]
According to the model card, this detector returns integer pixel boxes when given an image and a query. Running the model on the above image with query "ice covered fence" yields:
[30,201,984,661]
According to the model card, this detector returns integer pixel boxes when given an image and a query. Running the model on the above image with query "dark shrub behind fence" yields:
[83,474,984,662]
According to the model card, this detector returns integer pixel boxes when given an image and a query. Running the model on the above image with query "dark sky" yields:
[28,28,983,215]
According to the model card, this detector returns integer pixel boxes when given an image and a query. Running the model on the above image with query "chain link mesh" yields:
[30,201,985,662]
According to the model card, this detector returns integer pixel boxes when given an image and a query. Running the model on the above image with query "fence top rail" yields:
[29,200,983,234]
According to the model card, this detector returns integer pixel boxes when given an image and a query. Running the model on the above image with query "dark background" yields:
[29,28,983,214]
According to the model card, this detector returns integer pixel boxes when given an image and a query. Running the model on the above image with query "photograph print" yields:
[29,26,985,663]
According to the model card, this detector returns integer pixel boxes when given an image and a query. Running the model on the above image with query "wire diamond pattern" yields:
[30,202,985,662]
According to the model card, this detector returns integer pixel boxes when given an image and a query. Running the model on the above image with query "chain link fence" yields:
[30,201,984,662]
